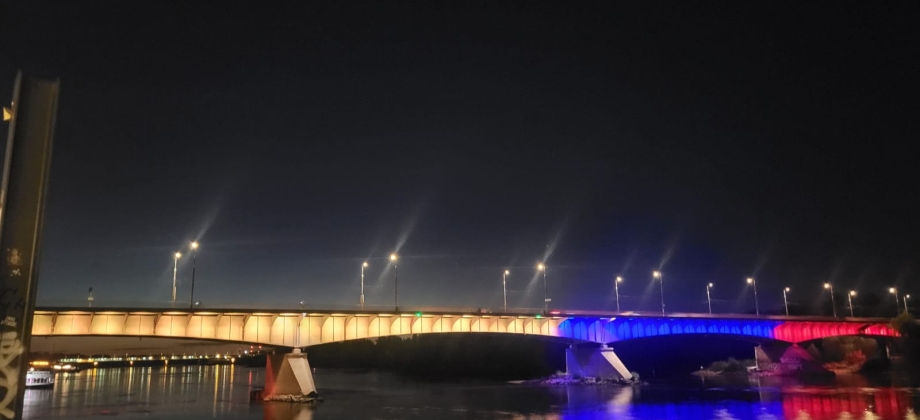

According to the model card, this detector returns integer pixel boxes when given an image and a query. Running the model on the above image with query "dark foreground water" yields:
[21,365,920,419]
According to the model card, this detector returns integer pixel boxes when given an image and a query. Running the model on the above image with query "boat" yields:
[25,369,55,388]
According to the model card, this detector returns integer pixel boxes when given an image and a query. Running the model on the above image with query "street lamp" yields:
[172,252,182,307]
[360,262,368,310]
[783,287,790,316]
[847,291,856,317]
[706,283,714,314]
[537,263,547,313]
[890,287,900,315]
[653,271,664,315]
[390,254,398,311]
[905,294,911,314]
[615,276,623,312]
[189,241,199,310]
[746,278,759,316]
[503,270,510,313]
[823,283,837,318]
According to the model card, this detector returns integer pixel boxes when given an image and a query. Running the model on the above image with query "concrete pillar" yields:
[265,349,317,396]
[565,344,632,380]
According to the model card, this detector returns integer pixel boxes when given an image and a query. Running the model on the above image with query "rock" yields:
[523,374,644,386]
[262,393,324,404]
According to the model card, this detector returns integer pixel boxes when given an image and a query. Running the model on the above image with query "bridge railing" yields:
[34,300,896,323]
[36,299,545,314]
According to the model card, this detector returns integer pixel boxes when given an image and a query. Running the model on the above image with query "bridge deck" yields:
[30,307,899,347]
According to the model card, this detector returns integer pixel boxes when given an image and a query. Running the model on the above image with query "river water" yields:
[21,365,920,420]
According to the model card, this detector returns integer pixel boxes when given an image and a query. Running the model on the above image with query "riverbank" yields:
[520,372,645,386]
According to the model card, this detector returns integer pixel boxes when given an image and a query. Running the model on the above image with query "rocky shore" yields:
[258,390,323,404]
[523,373,645,386]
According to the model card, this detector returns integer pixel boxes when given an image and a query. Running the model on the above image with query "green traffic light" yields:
[415,312,422,317]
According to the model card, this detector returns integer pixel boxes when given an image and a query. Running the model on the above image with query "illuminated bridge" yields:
[30,307,899,347]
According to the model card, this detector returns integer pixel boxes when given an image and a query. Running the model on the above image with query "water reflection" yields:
[782,388,913,420]
[263,403,315,420]
[23,365,256,419]
[19,367,920,420]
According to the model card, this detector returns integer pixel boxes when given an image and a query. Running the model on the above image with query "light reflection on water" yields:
[20,366,920,420]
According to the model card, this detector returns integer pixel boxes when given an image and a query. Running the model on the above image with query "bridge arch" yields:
[30,310,899,348]
[557,318,899,344]
[31,311,570,347]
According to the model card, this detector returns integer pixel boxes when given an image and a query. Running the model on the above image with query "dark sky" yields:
[2,1,918,314]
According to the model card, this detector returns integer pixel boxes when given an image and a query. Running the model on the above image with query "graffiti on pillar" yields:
[1,246,27,418]
[0,329,23,419]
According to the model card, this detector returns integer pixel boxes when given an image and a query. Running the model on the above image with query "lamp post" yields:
[890,287,900,315]
[783,287,790,316]
[390,254,398,311]
[361,262,368,310]
[503,270,510,313]
[537,263,547,313]
[653,271,664,315]
[746,278,759,316]
[847,291,856,317]
[823,283,837,318]
[905,294,911,314]
[172,252,181,307]
[615,276,623,312]
[189,241,199,310]
[706,283,713,314]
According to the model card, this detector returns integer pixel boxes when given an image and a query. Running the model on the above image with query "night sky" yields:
[2,1,918,314]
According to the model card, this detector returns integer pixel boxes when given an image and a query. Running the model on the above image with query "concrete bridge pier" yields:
[265,349,318,398]
[565,344,633,380]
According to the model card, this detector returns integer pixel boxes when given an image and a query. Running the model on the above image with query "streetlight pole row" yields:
[746,277,759,315]
[189,241,199,309]
[823,283,837,318]
[391,253,398,311]
[168,241,199,309]
[706,283,713,314]
[537,263,547,313]
[503,270,509,313]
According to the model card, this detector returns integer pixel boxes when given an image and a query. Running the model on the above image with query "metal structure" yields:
[0,72,60,420]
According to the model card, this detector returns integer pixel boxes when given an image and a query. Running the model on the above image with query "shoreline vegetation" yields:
[698,314,919,379]
[692,358,756,378]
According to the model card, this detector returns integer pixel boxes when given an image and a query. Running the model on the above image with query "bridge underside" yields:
[32,311,569,347]
[31,310,899,347]
[559,318,899,344]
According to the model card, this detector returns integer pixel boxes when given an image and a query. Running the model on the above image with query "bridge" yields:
[30,306,900,382]
[31,307,899,347]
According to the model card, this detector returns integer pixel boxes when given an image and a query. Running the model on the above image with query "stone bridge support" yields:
[565,344,632,380]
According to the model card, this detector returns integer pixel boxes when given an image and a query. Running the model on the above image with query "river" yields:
[21,365,920,419]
